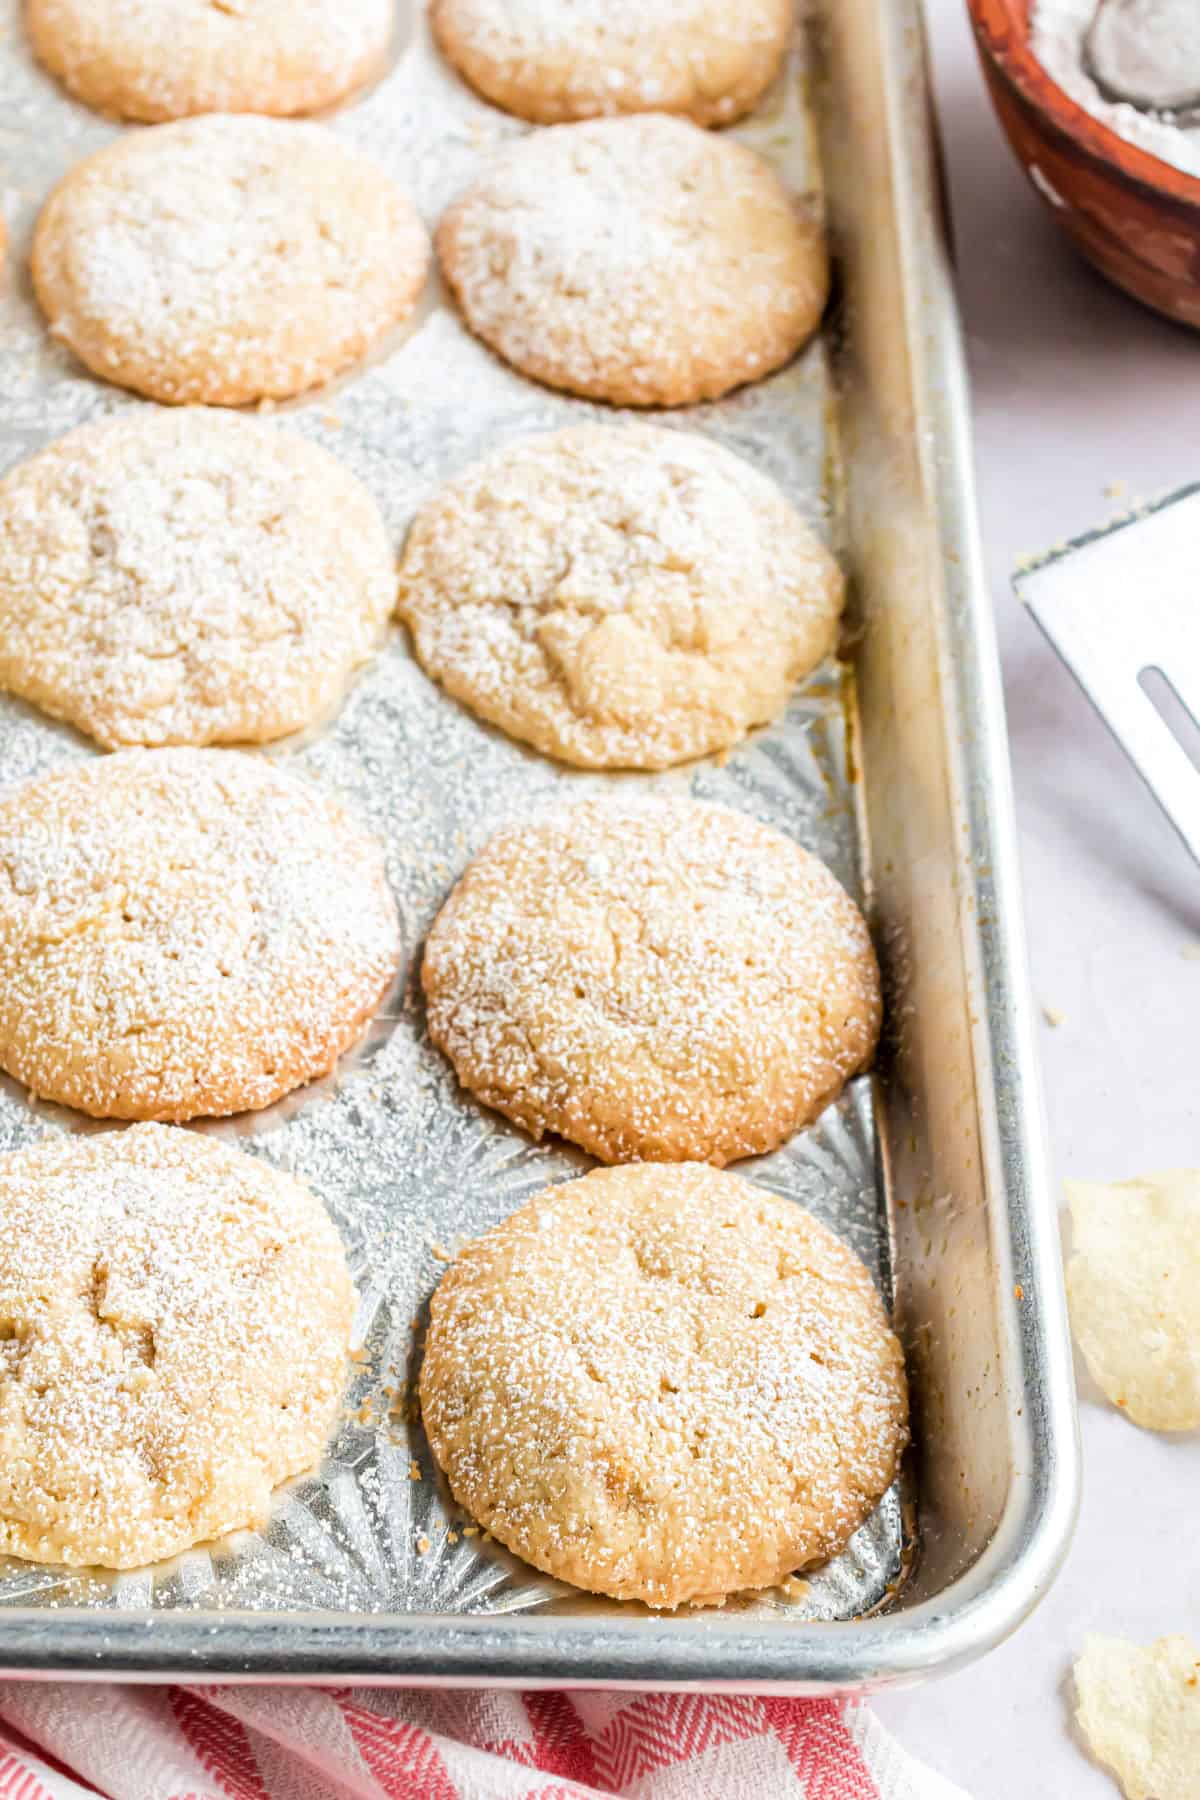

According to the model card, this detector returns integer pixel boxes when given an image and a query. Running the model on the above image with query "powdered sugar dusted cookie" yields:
[33,116,429,406]
[431,0,792,127]
[397,424,842,768]
[28,0,393,122]
[0,749,400,1120]
[422,799,880,1164]
[0,410,396,749]
[420,1162,907,1606]
[0,1125,354,1568]
[436,115,826,406]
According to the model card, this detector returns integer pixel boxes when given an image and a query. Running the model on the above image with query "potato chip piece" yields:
[1066,1172,1200,1430]
[1075,1634,1200,1799]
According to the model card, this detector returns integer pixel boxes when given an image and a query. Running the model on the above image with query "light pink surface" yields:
[875,4,1200,1794]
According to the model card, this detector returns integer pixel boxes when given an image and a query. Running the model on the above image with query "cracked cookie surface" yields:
[0,409,396,749]
[33,114,429,406]
[0,1124,354,1569]
[420,1162,907,1606]
[397,424,842,769]
[422,797,880,1164]
[0,748,400,1121]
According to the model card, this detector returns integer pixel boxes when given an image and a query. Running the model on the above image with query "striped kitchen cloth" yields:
[0,1684,968,1799]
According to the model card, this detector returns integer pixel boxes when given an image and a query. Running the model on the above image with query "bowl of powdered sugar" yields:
[969,0,1200,328]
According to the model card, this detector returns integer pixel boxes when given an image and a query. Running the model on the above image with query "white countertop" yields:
[875,4,1200,1792]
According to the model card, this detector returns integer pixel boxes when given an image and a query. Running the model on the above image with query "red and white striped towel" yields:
[0,1684,967,1800]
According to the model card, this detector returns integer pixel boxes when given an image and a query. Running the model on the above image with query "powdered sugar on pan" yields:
[0,0,908,1627]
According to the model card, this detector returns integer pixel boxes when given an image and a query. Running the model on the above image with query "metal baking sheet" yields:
[0,0,1079,1688]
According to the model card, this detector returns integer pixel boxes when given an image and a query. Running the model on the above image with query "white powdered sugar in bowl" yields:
[1031,0,1200,177]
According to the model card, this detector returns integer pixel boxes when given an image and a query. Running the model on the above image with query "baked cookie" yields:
[420,1162,907,1606]
[430,0,791,127]
[436,115,826,406]
[0,749,400,1120]
[28,0,393,122]
[422,798,880,1164]
[398,425,842,769]
[0,410,396,749]
[33,116,429,406]
[0,1125,353,1569]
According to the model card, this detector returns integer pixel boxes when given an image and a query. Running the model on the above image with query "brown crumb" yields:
[1014,1283,1024,1300]
[416,1534,431,1554]
[409,1461,421,1481]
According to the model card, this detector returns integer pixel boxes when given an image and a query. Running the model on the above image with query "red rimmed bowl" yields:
[969,0,1200,329]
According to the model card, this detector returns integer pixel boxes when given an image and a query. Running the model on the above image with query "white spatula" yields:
[1016,486,1200,867]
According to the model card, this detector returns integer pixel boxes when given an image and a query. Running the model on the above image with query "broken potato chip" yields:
[1066,1172,1200,1431]
[1075,1634,1200,1800]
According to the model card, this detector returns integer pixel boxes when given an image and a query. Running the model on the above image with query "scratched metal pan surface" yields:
[0,0,1077,1687]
